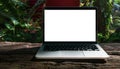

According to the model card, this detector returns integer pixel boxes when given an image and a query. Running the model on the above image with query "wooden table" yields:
[0,42,120,69]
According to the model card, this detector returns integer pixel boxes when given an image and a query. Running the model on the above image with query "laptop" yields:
[35,7,109,59]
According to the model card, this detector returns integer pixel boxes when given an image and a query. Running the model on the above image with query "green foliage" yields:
[93,0,113,42]
[98,33,106,43]
[114,0,120,4]
[112,16,120,29]
[107,32,120,42]
[109,0,120,42]
[101,0,112,38]
[1,29,42,42]
[0,0,43,42]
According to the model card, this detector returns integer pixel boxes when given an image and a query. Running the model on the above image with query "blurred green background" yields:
[0,0,120,43]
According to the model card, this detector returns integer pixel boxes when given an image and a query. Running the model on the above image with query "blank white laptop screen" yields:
[44,9,96,42]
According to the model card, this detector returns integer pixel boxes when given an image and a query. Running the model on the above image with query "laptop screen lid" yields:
[43,7,97,43]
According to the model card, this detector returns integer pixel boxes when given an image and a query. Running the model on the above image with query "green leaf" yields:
[10,17,19,25]
[5,23,15,30]
[20,23,31,28]
[0,31,5,37]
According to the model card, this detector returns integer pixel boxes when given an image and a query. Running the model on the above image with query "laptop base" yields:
[35,44,109,59]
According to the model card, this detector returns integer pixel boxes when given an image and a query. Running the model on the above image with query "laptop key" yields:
[44,44,99,51]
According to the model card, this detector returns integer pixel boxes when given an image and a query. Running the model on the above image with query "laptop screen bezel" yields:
[43,7,98,44]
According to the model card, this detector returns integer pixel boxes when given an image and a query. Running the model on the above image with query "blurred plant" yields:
[97,33,106,43]
[111,16,120,29]
[80,0,94,7]
[107,32,120,42]
[114,0,120,4]
[0,0,44,42]
[93,0,113,41]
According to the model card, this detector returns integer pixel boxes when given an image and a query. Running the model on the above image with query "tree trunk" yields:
[94,0,112,39]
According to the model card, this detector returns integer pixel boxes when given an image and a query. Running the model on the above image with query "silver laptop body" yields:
[35,7,109,59]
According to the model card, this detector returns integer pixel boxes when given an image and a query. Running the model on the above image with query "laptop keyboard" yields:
[43,43,99,51]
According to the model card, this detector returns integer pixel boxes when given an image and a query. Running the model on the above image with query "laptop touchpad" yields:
[61,51,85,57]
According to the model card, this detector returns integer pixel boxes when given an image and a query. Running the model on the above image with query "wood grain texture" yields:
[0,42,120,69]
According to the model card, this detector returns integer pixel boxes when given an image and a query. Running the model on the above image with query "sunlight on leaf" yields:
[0,31,5,37]
[0,3,2,6]
[4,9,9,12]
[5,23,15,30]
[11,17,19,25]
